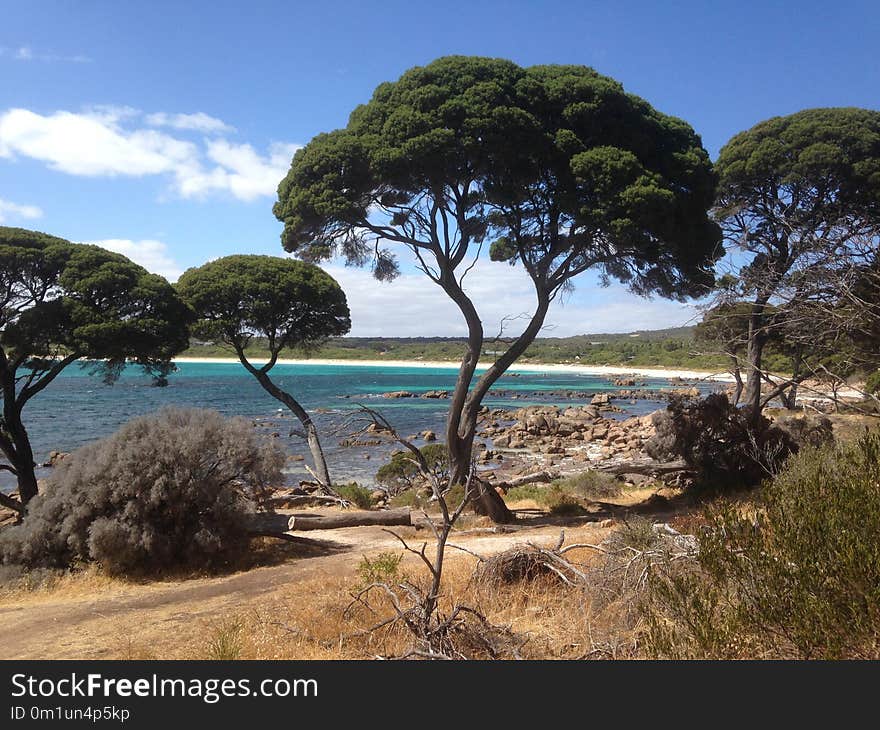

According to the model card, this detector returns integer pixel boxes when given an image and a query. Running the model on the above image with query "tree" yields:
[694,301,754,404]
[176,254,350,491]
[274,56,721,522]
[0,227,192,511]
[714,108,880,419]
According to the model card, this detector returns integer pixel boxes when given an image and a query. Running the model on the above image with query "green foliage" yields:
[336,483,374,510]
[275,55,720,297]
[357,552,403,586]
[176,255,350,355]
[866,370,880,396]
[0,227,192,377]
[505,473,616,514]
[0,408,285,575]
[644,433,880,659]
[207,619,244,660]
[375,444,448,495]
[554,470,621,499]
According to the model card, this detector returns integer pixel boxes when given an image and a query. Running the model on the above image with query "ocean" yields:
[1,361,713,490]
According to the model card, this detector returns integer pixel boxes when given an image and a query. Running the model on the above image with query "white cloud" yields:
[177,140,300,201]
[0,198,43,223]
[145,112,235,135]
[86,239,184,282]
[0,108,197,177]
[323,257,702,337]
[0,107,297,202]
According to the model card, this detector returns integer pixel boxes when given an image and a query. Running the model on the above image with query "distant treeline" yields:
[181,327,793,372]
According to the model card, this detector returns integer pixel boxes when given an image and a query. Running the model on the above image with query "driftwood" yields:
[598,460,691,477]
[493,470,557,492]
[245,508,413,535]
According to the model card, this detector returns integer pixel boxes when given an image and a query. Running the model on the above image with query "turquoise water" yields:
[2,361,707,489]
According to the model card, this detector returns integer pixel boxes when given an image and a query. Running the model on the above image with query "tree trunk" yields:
[744,304,768,422]
[2,407,38,505]
[239,357,335,495]
[730,356,744,406]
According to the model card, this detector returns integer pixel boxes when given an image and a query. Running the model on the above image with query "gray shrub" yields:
[0,407,285,574]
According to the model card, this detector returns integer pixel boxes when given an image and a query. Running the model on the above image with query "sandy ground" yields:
[174,356,736,382]
[0,518,614,660]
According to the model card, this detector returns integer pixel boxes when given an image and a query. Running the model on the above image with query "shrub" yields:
[772,413,834,449]
[336,483,374,509]
[555,470,621,500]
[645,393,797,488]
[865,370,880,396]
[0,407,285,575]
[375,444,447,495]
[643,432,880,659]
[357,551,403,586]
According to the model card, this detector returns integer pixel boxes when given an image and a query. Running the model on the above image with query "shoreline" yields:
[172,356,736,383]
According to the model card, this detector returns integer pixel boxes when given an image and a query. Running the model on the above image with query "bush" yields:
[336,483,374,509]
[643,432,880,659]
[0,407,285,575]
[375,444,447,495]
[772,413,834,449]
[554,470,621,500]
[645,393,797,488]
[357,551,403,586]
[865,370,880,396]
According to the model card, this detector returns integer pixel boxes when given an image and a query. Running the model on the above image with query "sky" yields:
[1,0,878,337]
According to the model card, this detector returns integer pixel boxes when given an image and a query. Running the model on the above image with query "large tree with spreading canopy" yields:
[714,107,880,418]
[274,56,721,522]
[0,227,192,511]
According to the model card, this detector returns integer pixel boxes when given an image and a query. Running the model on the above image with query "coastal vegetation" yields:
[0,227,191,512]
[274,56,721,522]
[1,56,879,661]
[177,255,351,492]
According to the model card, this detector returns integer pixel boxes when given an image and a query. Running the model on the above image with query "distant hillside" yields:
[181,325,737,370]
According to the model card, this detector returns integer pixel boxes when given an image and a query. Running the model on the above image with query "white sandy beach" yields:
[173,356,737,383]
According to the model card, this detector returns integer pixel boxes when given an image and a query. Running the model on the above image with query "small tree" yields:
[714,108,880,419]
[0,227,191,510]
[274,56,721,522]
[177,255,351,491]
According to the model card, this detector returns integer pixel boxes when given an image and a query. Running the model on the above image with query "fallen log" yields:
[598,460,691,476]
[494,470,558,492]
[289,508,413,531]
[244,508,413,534]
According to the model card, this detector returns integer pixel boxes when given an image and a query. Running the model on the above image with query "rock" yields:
[421,390,450,399]
[599,518,615,528]
[370,490,385,503]
[366,422,390,433]
[43,451,70,468]
[620,473,652,486]
[421,430,437,442]
[288,454,305,462]
[383,390,415,398]
[591,393,611,406]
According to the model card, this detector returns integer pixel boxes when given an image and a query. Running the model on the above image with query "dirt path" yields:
[0,521,606,659]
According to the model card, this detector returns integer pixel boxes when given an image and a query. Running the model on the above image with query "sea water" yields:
[1,361,712,489]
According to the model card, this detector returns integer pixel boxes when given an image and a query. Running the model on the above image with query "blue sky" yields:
[1,1,878,336]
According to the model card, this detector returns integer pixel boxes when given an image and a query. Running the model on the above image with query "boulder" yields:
[421,430,437,442]
[383,390,415,398]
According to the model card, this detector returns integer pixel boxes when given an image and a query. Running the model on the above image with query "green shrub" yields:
[643,432,880,659]
[388,489,427,509]
[0,408,284,575]
[336,483,374,510]
[206,618,244,660]
[555,470,621,499]
[357,551,403,586]
[866,370,880,396]
[375,444,447,495]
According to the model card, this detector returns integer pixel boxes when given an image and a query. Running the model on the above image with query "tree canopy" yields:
[274,56,722,522]
[275,56,720,299]
[714,108,880,413]
[0,226,192,506]
[176,254,351,357]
